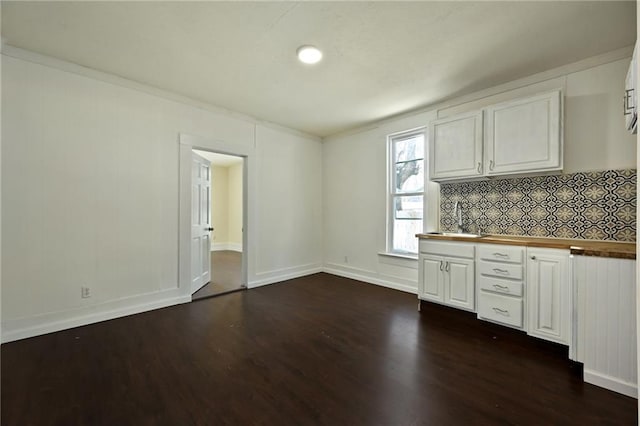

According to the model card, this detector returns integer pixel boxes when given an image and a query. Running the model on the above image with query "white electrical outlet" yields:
[81,287,91,298]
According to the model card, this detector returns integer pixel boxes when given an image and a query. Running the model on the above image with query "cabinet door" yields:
[526,248,570,344]
[429,111,483,181]
[485,90,562,175]
[419,255,444,303]
[625,44,637,133]
[445,258,475,311]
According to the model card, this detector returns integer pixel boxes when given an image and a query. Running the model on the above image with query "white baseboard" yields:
[249,263,323,288]
[211,242,242,252]
[323,263,417,294]
[1,262,413,343]
[1,289,191,343]
[584,369,638,398]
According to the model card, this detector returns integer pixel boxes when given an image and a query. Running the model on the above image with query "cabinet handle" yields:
[477,162,482,174]
[489,160,494,171]
[624,89,635,114]
[492,252,509,258]
[492,307,510,316]
[445,261,450,272]
[492,284,510,293]
[492,268,509,275]
[530,256,536,260]
[439,261,444,271]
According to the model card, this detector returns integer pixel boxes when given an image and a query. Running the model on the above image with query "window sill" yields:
[378,251,418,261]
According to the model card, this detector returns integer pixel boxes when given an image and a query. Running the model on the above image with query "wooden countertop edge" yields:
[416,234,636,260]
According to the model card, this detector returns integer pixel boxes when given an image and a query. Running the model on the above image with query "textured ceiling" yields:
[1,1,636,137]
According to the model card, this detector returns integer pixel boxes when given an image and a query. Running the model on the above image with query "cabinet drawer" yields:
[478,292,523,328]
[477,245,524,264]
[477,276,524,297]
[419,241,475,259]
[478,260,523,280]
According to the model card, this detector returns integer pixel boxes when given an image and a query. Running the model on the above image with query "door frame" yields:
[178,133,252,300]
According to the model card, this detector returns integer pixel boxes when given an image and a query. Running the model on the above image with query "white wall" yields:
[323,112,439,294]
[564,59,636,173]
[323,54,637,294]
[251,125,323,286]
[1,46,633,341]
[1,53,323,341]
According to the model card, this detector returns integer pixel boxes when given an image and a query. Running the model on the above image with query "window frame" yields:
[387,127,426,255]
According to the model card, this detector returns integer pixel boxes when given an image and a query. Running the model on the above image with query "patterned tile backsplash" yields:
[440,169,636,242]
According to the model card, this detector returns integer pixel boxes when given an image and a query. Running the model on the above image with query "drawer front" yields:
[477,244,524,264]
[478,260,523,280]
[477,276,524,297]
[478,292,523,328]
[419,241,475,259]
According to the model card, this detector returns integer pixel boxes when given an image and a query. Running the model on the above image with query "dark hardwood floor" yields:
[2,273,636,425]
[192,250,243,300]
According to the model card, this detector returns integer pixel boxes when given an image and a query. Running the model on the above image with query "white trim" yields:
[323,264,417,294]
[179,134,252,298]
[387,129,426,255]
[211,242,243,252]
[180,133,253,156]
[227,243,242,252]
[584,369,638,399]
[249,265,323,288]
[1,46,321,142]
[378,251,419,261]
[1,289,191,343]
[387,125,427,139]
[179,143,193,299]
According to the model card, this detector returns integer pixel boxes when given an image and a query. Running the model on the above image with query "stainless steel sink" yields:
[426,232,484,238]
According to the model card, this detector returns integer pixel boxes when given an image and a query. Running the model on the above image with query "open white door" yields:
[191,152,212,294]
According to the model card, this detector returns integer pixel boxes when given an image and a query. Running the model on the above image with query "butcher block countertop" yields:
[416,233,636,260]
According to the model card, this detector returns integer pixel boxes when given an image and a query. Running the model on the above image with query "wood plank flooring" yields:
[192,250,243,300]
[2,273,636,425]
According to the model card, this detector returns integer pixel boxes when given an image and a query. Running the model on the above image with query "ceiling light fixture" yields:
[297,45,323,65]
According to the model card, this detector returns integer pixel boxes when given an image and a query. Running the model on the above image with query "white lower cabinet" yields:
[419,241,475,312]
[526,248,571,345]
[476,244,525,329]
[444,258,475,310]
[574,255,637,398]
[418,238,635,398]
[420,255,445,302]
[478,292,524,328]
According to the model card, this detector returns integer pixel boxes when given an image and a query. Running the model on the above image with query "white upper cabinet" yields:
[429,111,483,180]
[485,90,562,175]
[429,90,563,182]
[624,44,637,134]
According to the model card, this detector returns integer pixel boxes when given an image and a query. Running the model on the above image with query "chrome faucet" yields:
[453,201,464,233]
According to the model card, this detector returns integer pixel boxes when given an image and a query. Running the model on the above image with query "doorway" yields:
[191,149,245,300]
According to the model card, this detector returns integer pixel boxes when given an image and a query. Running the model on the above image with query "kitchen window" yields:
[388,129,425,255]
